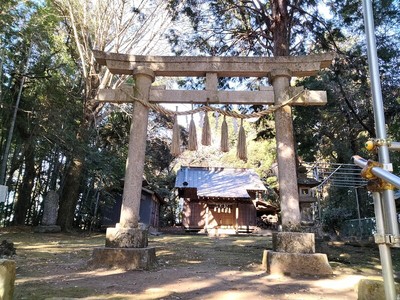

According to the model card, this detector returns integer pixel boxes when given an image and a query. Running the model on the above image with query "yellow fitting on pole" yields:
[361,159,396,192]
[360,159,381,180]
[367,178,395,192]
[365,140,375,151]
[365,138,392,151]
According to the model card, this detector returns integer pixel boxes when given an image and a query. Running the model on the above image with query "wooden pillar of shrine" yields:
[205,206,209,233]
[235,205,239,233]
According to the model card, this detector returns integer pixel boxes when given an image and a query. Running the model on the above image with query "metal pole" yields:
[354,188,362,237]
[389,142,400,151]
[0,49,4,102]
[362,0,399,237]
[353,156,400,190]
[362,0,388,145]
[361,2,399,298]
[372,192,397,300]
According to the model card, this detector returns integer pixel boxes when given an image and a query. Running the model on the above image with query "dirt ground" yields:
[1,226,399,300]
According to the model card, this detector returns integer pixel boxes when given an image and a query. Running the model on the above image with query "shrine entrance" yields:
[88,51,334,270]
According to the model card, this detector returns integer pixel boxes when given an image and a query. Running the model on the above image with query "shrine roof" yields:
[175,166,266,199]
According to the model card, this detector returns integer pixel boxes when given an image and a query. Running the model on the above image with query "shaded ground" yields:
[1,226,399,299]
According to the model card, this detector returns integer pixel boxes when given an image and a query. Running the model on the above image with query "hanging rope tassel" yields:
[201,112,211,146]
[237,119,247,161]
[171,114,181,156]
[188,115,198,151]
[220,115,229,152]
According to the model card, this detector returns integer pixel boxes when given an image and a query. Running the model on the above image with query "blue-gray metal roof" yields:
[175,166,266,199]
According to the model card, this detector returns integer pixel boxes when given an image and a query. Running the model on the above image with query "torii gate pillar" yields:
[89,67,156,270]
[120,67,154,228]
[271,69,301,228]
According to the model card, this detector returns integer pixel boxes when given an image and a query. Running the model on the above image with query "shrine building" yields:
[175,166,278,234]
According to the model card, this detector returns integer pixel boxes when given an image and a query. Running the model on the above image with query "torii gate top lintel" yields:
[93,50,334,78]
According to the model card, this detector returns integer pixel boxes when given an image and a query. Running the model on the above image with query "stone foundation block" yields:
[34,225,61,233]
[273,232,315,253]
[88,247,156,270]
[106,227,148,248]
[265,250,332,276]
[358,278,400,300]
[0,259,16,300]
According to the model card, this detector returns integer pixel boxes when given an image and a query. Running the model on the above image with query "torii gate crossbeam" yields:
[93,50,333,77]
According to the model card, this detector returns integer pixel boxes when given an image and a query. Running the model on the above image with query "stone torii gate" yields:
[89,51,334,270]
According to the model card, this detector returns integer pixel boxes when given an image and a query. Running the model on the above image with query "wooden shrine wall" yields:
[182,200,257,230]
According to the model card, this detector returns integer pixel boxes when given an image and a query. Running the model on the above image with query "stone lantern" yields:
[297,165,320,225]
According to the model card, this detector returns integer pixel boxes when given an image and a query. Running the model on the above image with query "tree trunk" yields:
[57,156,84,231]
[49,148,61,191]
[0,46,31,185]
[13,142,35,225]
[272,0,289,56]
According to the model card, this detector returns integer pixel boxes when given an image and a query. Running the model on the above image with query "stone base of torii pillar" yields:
[88,224,156,270]
[262,232,332,276]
